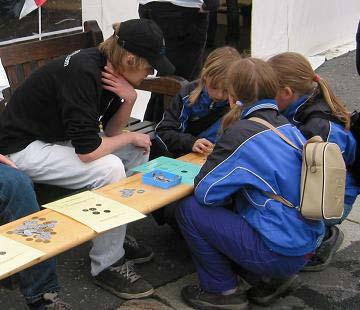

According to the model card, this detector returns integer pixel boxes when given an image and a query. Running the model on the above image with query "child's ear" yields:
[282,86,294,99]
[126,54,136,66]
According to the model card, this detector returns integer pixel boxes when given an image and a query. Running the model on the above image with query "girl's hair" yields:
[268,52,350,129]
[99,22,149,74]
[189,46,241,105]
[222,57,279,130]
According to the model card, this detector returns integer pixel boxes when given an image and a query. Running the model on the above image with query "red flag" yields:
[19,0,47,19]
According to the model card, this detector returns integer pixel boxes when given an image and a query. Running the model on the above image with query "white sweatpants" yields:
[8,140,148,276]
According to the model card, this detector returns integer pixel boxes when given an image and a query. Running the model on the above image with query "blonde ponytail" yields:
[268,52,350,130]
[222,57,279,131]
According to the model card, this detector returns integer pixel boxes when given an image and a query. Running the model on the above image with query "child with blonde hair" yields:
[268,52,359,272]
[151,46,241,229]
[153,46,241,158]
[175,57,324,308]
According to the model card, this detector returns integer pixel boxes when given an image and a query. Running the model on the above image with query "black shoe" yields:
[247,274,300,306]
[124,235,154,264]
[181,285,249,310]
[28,292,72,310]
[93,260,154,299]
[302,226,344,272]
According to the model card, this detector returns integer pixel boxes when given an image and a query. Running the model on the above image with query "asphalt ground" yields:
[0,50,359,309]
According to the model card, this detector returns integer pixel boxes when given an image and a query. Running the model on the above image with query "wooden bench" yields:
[0,152,206,281]
[0,20,187,204]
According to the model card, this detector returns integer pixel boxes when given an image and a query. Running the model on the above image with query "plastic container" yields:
[142,169,182,189]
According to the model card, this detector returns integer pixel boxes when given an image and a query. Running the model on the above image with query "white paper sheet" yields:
[0,235,44,279]
[43,191,145,233]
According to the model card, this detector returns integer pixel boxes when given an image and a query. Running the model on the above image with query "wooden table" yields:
[0,153,206,280]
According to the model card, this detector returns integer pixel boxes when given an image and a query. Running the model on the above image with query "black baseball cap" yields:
[116,18,175,76]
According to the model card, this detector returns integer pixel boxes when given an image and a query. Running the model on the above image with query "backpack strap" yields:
[248,117,298,209]
[249,117,302,152]
[263,192,296,208]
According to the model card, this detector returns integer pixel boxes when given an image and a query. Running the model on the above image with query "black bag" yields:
[350,110,360,184]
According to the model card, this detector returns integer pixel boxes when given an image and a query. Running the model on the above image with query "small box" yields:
[142,169,182,189]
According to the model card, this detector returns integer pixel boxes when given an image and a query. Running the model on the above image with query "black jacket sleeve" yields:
[61,57,102,154]
[155,92,197,156]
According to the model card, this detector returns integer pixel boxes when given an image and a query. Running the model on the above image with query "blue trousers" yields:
[176,196,310,294]
[0,164,59,304]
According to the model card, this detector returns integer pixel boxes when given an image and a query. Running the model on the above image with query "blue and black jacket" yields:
[194,100,325,257]
[282,93,359,206]
[155,80,229,156]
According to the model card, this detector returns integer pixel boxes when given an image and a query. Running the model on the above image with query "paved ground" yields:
[0,50,360,309]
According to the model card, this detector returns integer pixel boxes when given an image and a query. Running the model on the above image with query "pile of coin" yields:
[119,188,135,198]
[119,188,146,198]
[7,217,58,243]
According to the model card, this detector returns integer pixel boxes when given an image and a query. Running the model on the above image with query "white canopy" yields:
[82,0,360,62]
[80,0,360,118]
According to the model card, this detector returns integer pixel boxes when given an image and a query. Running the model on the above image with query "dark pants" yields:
[138,2,209,122]
[176,196,309,293]
[0,164,59,304]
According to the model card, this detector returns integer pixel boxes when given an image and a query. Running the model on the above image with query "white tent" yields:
[81,0,360,119]
[82,0,360,62]
[251,0,360,66]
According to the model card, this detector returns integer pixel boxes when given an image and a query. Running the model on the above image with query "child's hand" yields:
[127,132,152,154]
[192,138,214,154]
[0,154,17,168]
[102,64,137,104]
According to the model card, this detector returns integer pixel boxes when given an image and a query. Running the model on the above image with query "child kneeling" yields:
[175,58,325,309]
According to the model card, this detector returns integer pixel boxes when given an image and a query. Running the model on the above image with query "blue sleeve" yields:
[194,124,255,206]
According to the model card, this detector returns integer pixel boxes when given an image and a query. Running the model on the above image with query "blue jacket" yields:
[283,94,360,205]
[155,81,229,156]
[194,100,325,257]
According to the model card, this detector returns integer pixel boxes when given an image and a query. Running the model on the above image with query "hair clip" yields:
[313,74,321,82]
[235,100,243,107]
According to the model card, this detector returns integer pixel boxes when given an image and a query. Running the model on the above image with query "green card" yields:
[131,156,201,185]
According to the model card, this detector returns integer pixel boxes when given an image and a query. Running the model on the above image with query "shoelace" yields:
[124,235,139,249]
[110,261,141,283]
[43,292,72,310]
[192,285,205,298]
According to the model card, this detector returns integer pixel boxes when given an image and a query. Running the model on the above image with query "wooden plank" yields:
[0,20,103,68]
[0,209,96,280]
[22,62,33,80]
[0,153,206,280]
[127,120,155,132]
[138,76,187,97]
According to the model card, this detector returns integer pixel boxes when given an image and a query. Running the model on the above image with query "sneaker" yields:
[247,274,300,306]
[28,292,72,310]
[124,235,154,264]
[93,260,154,299]
[302,226,344,272]
[181,285,249,310]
